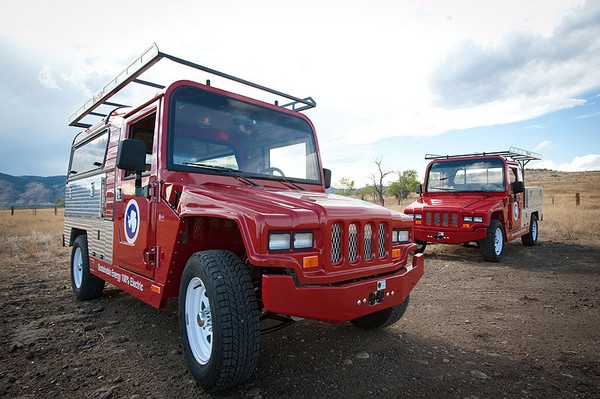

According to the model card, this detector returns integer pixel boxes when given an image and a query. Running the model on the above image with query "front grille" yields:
[331,222,388,264]
[425,212,458,227]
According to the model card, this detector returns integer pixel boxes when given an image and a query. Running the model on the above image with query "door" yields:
[113,111,157,279]
[508,166,523,235]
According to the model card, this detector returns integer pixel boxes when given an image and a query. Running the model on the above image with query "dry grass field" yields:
[1,170,598,399]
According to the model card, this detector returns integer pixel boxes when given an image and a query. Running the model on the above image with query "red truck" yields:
[404,148,543,262]
[64,44,424,391]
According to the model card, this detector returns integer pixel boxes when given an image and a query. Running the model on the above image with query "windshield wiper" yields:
[184,163,259,187]
[429,186,455,191]
[268,175,306,191]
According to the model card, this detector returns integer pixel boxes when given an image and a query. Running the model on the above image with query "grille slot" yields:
[331,224,341,263]
[348,224,358,262]
[378,223,386,258]
[364,224,373,260]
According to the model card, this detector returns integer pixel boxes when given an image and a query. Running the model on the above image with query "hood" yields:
[178,183,408,228]
[405,194,504,214]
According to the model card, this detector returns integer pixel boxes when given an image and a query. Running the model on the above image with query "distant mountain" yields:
[0,173,66,208]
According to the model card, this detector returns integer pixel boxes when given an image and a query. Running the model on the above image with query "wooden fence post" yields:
[575,193,580,207]
[11,206,14,216]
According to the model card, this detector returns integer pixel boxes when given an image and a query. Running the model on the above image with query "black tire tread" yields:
[480,220,504,262]
[180,250,259,392]
[351,295,410,330]
[71,235,105,301]
[521,214,538,246]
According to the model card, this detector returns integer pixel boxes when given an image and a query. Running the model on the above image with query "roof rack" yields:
[68,43,317,129]
[425,146,541,167]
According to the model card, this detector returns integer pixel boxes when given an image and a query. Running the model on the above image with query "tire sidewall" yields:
[179,258,222,386]
[481,220,504,262]
[530,215,538,244]
[71,236,88,300]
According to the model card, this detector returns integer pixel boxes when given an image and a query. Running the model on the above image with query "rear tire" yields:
[70,235,105,300]
[480,220,504,262]
[521,214,538,246]
[350,295,410,330]
[179,250,260,392]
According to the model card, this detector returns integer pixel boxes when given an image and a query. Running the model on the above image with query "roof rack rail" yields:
[68,43,317,128]
[425,146,542,166]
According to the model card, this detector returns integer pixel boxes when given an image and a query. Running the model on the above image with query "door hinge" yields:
[144,246,160,268]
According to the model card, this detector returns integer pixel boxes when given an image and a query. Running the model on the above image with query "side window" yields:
[510,167,521,193]
[127,112,156,176]
[69,131,109,176]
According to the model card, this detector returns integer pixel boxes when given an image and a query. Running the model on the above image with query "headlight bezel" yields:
[392,228,410,244]
[268,231,314,251]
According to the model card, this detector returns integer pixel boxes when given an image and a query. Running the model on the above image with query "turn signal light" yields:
[392,248,401,258]
[303,255,319,268]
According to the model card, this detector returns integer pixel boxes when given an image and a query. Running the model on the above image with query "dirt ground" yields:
[1,233,599,399]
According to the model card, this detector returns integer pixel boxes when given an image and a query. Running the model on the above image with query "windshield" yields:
[168,85,321,184]
[426,158,506,193]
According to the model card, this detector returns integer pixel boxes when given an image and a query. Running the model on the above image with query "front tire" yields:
[414,240,427,254]
[521,214,538,246]
[350,295,410,330]
[480,220,504,262]
[70,235,105,300]
[179,250,260,392]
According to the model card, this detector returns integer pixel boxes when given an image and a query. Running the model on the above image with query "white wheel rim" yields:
[185,277,213,365]
[72,247,83,288]
[494,227,503,255]
[531,221,537,241]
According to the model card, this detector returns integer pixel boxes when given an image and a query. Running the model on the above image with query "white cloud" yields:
[39,66,61,90]
[534,140,552,151]
[534,154,600,171]
[0,0,597,178]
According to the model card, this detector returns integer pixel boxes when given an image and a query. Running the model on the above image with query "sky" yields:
[0,0,599,186]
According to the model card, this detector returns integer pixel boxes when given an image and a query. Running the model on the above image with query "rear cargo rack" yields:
[425,146,542,168]
[68,43,316,129]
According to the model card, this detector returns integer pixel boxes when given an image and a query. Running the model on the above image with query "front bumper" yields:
[414,226,487,244]
[261,253,424,323]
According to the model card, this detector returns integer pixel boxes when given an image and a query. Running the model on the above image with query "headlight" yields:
[269,233,291,251]
[293,232,314,249]
[392,229,410,243]
[463,216,473,222]
[414,213,422,220]
[473,216,483,223]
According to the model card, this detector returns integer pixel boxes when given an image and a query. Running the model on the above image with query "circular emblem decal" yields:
[513,202,520,220]
[124,199,140,244]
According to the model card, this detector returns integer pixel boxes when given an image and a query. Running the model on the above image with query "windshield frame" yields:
[425,157,507,193]
[165,83,322,186]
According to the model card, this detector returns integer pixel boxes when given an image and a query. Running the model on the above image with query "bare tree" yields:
[368,156,394,206]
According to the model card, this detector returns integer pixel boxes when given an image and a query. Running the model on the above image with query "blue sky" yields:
[0,0,598,186]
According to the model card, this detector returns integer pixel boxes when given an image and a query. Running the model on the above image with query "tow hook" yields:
[368,280,386,305]
[368,290,385,305]
[358,280,394,307]
[435,232,445,240]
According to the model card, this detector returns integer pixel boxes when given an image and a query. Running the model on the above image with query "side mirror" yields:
[416,184,423,195]
[323,168,332,189]
[512,181,525,194]
[116,139,146,172]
